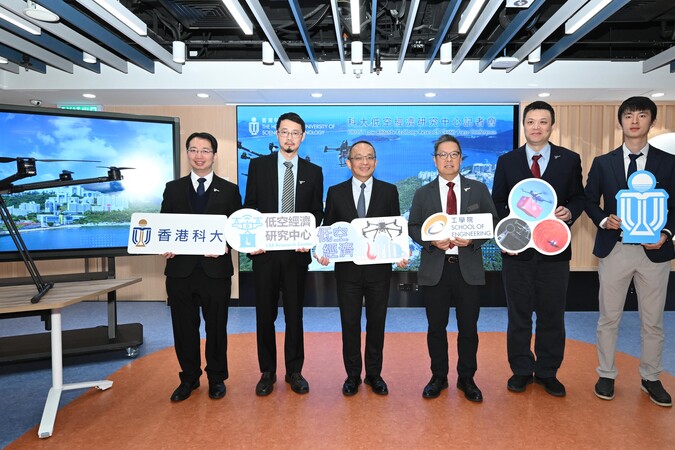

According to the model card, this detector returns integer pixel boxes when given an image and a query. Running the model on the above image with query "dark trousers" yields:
[502,256,569,378]
[423,259,480,378]
[167,268,231,384]
[337,275,390,378]
[253,251,308,374]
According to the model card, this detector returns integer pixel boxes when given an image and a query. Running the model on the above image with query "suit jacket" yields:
[585,144,675,262]
[161,174,242,278]
[491,143,585,262]
[409,175,498,286]
[323,177,401,282]
[243,152,324,265]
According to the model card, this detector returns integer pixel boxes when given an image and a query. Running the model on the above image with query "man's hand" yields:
[554,206,572,223]
[161,252,176,259]
[604,214,622,230]
[643,233,667,250]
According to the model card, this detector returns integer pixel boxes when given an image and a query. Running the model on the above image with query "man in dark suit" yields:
[318,140,405,396]
[585,96,674,407]
[161,131,242,402]
[409,134,498,402]
[244,112,324,396]
[491,101,585,397]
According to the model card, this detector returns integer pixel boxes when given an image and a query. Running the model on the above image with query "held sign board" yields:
[128,213,229,255]
[315,216,409,265]
[616,170,669,244]
[223,208,317,252]
[421,212,495,241]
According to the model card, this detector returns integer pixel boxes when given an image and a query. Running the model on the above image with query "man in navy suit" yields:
[409,134,498,402]
[244,112,324,396]
[318,140,406,396]
[491,101,585,397]
[161,132,242,402]
[585,96,675,407]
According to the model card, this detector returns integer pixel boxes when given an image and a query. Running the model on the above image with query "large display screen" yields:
[236,104,519,271]
[0,104,180,261]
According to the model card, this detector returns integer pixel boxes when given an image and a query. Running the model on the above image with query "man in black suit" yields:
[585,96,674,407]
[491,101,585,397]
[409,134,498,402]
[161,131,242,402]
[318,140,405,396]
[244,112,324,396]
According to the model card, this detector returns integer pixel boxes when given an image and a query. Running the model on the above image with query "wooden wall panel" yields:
[2,102,673,299]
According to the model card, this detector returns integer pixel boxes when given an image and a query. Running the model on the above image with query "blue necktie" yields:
[197,178,206,196]
[356,183,366,218]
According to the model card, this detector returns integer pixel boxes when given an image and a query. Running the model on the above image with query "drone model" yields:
[0,156,133,303]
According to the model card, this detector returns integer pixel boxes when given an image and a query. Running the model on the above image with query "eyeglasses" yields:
[188,148,213,155]
[277,130,304,138]
[348,155,376,162]
[434,151,461,160]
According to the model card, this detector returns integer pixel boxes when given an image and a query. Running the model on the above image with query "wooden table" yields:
[0,278,142,438]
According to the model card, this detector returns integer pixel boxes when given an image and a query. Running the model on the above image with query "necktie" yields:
[281,161,294,213]
[627,153,643,180]
[356,183,366,218]
[531,154,542,178]
[446,181,457,248]
[196,177,206,196]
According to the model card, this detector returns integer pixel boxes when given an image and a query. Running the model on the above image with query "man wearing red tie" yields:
[491,101,585,397]
[409,134,498,402]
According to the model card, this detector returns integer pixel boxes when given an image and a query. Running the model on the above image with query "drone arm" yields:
[1,174,122,195]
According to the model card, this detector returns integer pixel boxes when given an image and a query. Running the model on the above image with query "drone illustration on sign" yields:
[361,219,404,240]
[521,189,553,204]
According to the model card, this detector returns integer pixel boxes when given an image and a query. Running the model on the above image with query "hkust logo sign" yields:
[616,170,669,244]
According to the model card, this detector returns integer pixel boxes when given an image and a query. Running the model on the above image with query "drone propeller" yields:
[0,157,100,163]
[97,166,135,170]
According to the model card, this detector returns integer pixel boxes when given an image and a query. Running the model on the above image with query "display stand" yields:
[0,278,142,438]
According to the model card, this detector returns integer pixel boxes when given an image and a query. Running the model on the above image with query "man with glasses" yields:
[409,134,498,402]
[317,140,406,396]
[491,101,585,397]
[161,132,242,402]
[244,112,324,396]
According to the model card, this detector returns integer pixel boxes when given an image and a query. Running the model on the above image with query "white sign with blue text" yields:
[127,213,229,255]
[223,208,317,252]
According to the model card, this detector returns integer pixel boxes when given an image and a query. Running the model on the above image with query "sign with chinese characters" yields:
[223,208,316,252]
[127,213,228,255]
[315,216,409,265]
[617,170,669,244]
[494,178,570,255]
[420,212,494,241]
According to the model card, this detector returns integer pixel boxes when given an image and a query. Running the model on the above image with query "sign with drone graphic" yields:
[314,216,409,265]
[494,178,571,256]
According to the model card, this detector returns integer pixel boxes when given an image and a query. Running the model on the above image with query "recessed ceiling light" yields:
[425,92,437,98]
[651,92,665,98]
[311,92,323,98]
[196,93,209,98]
[538,92,551,98]
[0,56,8,64]
[82,93,96,99]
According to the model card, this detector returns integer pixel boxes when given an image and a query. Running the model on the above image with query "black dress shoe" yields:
[457,377,483,402]
[534,376,566,397]
[364,375,388,395]
[285,372,310,394]
[507,374,533,393]
[422,376,449,399]
[594,377,614,400]
[641,379,672,407]
[209,381,226,399]
[255,372,276,396]
[342,376,361,396]
[170,380,200,402]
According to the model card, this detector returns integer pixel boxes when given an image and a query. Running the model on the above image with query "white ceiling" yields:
[0,59,673,108]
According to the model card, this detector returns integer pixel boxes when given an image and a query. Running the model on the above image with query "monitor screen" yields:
[0,104,180,261]
[236,104,519,271]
